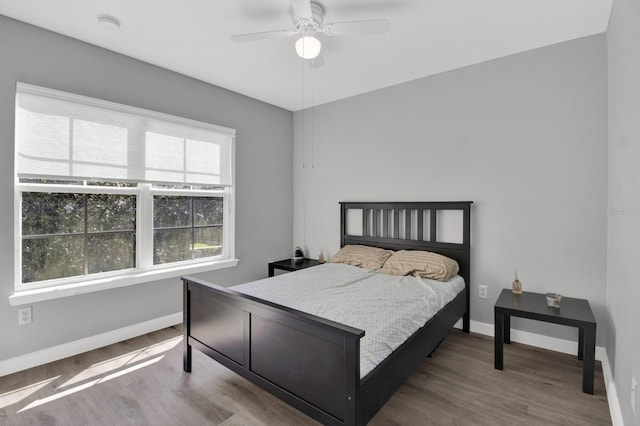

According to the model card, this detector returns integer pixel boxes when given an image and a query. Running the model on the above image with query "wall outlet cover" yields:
[479,285,488,299]
[18,306,32,325]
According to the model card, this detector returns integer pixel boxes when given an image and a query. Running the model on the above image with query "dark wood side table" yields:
[268,258,322,277]
[494,289,597,394]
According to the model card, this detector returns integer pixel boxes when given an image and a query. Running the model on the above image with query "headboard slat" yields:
[417,210,424,241]
[383,209,390,238]
[430,208,437,242]
[373,209,379,238]
[362,209,368,237]
[405,209,411,240]
[393,210,399,239]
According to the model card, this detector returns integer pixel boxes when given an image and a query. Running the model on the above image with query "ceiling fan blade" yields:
[321,19,390,36]
[291,0,313,19]
[231,29,297,43]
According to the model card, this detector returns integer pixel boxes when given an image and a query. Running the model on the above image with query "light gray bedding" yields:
[232,263,465,378]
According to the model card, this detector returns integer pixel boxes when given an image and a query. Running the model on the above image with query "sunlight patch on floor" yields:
[0,376,60,409]
[18,356,164,412]
[5,334,182,413]
[57,335,182,389]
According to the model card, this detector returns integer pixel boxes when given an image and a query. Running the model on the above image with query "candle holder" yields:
[546,293,562,308]
[512,269,522,294]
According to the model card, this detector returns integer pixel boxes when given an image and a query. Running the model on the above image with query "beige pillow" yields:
[327,245,393,270]
[377,250,459,281]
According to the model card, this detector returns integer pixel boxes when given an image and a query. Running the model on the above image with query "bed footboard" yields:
[183,276,365,426]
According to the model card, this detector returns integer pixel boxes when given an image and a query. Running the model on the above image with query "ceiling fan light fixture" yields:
[295,36,321,59]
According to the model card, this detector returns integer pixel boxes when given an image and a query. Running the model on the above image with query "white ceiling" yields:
[0,0,612,111]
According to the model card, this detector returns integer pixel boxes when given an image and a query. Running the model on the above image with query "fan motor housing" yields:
[295,1,324,33]
[310,2,324,27]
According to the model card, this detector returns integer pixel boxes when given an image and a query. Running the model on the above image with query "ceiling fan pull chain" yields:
[311,66,314,169]
[302,58,306,169]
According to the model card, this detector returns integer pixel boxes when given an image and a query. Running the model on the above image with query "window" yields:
[14,83,236,292]
[153,194,224,264]
[21,188,136,283]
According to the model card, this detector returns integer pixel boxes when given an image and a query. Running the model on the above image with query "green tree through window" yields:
[22,192,136,283]
[153,196,224,264]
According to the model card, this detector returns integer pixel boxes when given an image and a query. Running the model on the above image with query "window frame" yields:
[12,83,238,305]
[12,180,236,302]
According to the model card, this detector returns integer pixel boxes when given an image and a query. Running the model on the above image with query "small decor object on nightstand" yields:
[318,247,325,263]
[292,246,305,263]
[512,269,522,294]
[546,293,562,308]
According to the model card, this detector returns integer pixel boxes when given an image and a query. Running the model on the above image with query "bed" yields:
[182,201,472,425]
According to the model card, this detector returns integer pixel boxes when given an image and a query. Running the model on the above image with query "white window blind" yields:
[15,83,235,186]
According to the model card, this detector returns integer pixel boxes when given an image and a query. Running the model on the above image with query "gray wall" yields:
[0,16,293,361]
[293,35,609,344]
[607,0,640,423]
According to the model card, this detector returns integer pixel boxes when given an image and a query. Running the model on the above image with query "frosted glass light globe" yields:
[295,36,321,59]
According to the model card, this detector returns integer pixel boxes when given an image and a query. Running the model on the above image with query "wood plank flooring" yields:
[0,326,611,425]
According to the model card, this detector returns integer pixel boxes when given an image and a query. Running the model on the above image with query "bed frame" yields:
[183,201,472,425]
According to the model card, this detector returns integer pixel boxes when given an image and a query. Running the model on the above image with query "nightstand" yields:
[494,289,597,394]
[268,258,322,277]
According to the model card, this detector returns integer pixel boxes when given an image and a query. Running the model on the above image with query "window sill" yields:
[8,258,239,306]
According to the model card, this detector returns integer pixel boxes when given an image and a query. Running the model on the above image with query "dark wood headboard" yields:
[340,201,472,331]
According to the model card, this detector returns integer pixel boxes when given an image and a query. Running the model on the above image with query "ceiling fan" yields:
[231,0,390,60]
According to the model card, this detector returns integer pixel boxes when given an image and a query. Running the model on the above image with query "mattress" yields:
[232,263,465,378]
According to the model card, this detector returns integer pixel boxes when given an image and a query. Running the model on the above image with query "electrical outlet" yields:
[18,306,32,325]
[632,376,638,414]
[479,285,488,299]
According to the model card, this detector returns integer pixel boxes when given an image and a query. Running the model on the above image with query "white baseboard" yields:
[599,350,625,426]
[0,312,182,378]
[454,319,623,426]
[455,319,606,360]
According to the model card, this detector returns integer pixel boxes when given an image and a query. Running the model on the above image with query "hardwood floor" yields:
[0,326,611,425]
